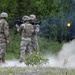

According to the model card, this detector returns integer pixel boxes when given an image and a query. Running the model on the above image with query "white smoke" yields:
[43,39,75,69]
[0,59,26,67]
[57,39,75,68]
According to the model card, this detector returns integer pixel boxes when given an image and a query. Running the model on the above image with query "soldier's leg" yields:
[0,52,2,63]
[0,42,2,63]
[1,42,6,63]
[28,41,32,55]
[0,58,1,63]
[25,44,29,54]
[0,50,5,63]
[20,40,26,62]
[0,50,2,63]
[2,53,5,63]
[20,40,28,62]
[32,36,39,52]
[20,48,26,62]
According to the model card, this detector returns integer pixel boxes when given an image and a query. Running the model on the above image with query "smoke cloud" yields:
[44,39,75,69]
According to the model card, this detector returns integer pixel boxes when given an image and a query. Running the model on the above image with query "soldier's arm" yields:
[16,24,20,31]
[3,22,9,40]
[34,24,40,33]
[18,24,24,32]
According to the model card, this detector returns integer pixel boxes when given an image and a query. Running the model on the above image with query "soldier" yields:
[29,14,40,53]
[16,16,34,63]
[0,12,9,63]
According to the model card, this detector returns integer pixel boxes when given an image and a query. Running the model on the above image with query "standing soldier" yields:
[16,16,34,63]
[29,14,40,53]
[0,12,9,63]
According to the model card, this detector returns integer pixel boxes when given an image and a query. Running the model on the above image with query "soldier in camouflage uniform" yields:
[16,16,34,63]
[0,12,9,63]
[29,14,40,53]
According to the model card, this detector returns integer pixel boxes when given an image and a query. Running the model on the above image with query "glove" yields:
[16,24,19,28]
[30,30,34,33]
[6,40,9,44]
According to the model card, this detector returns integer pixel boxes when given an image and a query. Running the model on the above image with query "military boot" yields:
[2,58,5,63]
[2,53,5,63]
[0,58,2,63]
[19,59,23,63]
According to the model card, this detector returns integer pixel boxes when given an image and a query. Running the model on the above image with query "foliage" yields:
[6,31,20,59]
[25,52,48,66]
[38,36,63,55]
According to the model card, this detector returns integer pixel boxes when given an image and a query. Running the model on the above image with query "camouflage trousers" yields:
[20,37,32,62]
[0,38,6,62]
[31,35,39,52]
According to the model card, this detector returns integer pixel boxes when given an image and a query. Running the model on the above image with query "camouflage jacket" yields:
[0,19,9,40]
[18,22,34,38]
[32,24,40,35]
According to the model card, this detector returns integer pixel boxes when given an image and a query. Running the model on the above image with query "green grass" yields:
[0,67,75,75]
[6,32,20,59]
[6,52,19,60]
[38,37,63,55]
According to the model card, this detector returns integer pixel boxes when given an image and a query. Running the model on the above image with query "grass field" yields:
[0,67,75,75]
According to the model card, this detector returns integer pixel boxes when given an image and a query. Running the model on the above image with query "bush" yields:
[25,52,48,66]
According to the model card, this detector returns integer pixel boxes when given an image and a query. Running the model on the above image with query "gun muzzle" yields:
[67,23,71,27]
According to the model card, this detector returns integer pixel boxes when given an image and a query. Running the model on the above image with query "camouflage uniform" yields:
[31,25,40,52]
[30,14,40,53]
[0,12,9,63]
[16,16,34,62]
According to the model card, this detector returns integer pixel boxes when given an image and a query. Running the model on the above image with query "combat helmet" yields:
[30,14,36,20]
[0,12,8,18]
[22,15,30,21]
